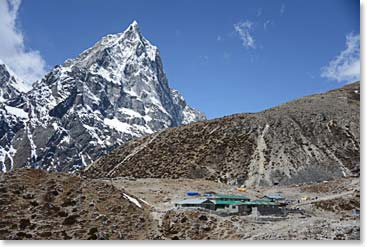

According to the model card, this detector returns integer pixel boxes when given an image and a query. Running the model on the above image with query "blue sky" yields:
[0,0,360,119]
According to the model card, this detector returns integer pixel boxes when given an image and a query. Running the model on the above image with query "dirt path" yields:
[295,190,355,206]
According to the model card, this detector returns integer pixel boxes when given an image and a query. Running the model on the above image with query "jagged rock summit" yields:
[0,60,30,101]
[0,21,205,172]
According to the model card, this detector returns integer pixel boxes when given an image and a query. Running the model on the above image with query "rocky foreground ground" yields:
[0,169,360,240]
[0,169,157,240]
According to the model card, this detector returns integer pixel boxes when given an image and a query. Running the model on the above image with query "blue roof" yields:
[186,191,200,196]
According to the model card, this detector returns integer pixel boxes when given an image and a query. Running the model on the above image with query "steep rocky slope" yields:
[85,82,360,187]
[0,21,204,172]
[0,62,30,101]
[0,62,30,172]
[0,169,157,240]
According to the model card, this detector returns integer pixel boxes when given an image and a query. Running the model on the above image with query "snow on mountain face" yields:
[0,62,31,101]
[0,21,205,172]
[0,63,31,172]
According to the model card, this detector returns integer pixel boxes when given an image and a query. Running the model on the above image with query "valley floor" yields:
[0,169,360,240]
[108,176,360,240]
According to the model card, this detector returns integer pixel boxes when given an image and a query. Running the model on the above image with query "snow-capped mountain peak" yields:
[0,21,205,172]
[69,21,156,63]
[129,20,139,29]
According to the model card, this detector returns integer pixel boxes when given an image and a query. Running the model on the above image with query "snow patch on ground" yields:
[123,193,142,208]
[140,198,150,205]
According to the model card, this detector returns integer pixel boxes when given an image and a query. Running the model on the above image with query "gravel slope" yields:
[85,82,360,187]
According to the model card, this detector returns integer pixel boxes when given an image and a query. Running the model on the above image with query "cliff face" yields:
[0,21,204,173]
[85,82,360,187]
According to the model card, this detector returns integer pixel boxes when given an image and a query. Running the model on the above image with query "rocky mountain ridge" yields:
[0,21,205,173]
[85,82,360,187]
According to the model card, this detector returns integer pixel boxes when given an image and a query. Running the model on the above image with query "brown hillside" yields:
[0,169,156,240]
[85,82,360,187]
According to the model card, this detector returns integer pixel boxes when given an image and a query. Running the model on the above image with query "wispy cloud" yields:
[234,21,256,49]
[263,20,274,30]
[217,35,222,41]
[321,33,360,83]
[280,3,286,16]
[0,0,47,85]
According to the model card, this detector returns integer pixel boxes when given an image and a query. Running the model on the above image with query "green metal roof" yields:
[213,200,247,205]
[207,194,250,200]
[213,199,278,206]
[244,199,278,206]
[174,197,280,207]
[175,199,213,205]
